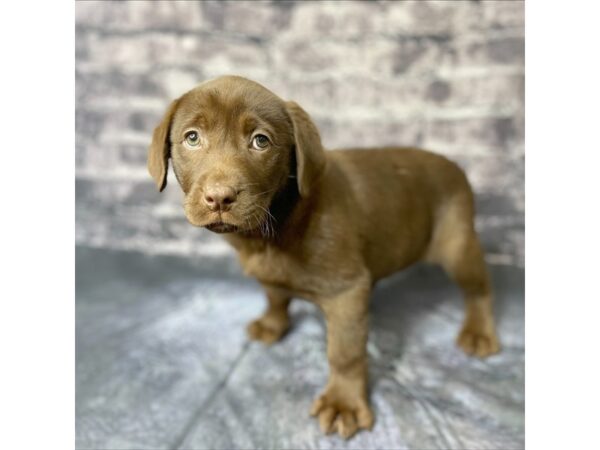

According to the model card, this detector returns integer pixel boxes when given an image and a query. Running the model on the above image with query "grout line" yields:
[170,340,251,450]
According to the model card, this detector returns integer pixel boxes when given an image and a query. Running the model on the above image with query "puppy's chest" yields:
[238,246,317,296]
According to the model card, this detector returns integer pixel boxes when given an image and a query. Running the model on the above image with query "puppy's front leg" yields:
[247,285,291,345]
[311,282,374,439]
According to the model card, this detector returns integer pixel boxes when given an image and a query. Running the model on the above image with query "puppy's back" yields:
[326,147,475,278]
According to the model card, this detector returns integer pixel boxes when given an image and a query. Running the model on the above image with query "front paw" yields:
[310,389,374,439]
[246,315,289,345]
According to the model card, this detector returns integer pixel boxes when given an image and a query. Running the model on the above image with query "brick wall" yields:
[76,0,524,266]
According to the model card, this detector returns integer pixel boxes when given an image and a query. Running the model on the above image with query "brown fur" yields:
[147,75,500,439]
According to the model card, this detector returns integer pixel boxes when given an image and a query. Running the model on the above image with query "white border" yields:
[527,1,600,449]
[0,2,74,450]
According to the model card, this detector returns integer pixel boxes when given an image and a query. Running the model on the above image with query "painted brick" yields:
[75,1,525,265]
[76,1,204,32]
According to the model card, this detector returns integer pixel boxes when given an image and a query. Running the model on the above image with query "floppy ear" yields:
[147,98,180,192]
[285,101,327,197]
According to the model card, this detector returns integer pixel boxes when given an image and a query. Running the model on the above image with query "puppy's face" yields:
[148,76,326,235]
[171,78,294,233]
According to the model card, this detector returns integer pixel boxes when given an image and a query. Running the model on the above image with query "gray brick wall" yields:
[76,0,524,266]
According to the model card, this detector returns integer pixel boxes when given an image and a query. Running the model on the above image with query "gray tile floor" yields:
[76,245,524,450]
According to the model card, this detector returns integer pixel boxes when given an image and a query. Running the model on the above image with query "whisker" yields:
[256,204,276,223]
[246,187,278,198]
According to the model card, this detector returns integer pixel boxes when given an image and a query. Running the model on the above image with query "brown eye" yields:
[184,130,201,148]
[252,134,270,151]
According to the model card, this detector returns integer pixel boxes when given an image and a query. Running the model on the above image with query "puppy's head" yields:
[147,75,326,234]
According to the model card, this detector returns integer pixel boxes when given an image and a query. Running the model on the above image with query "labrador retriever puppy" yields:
[147,75,500,439]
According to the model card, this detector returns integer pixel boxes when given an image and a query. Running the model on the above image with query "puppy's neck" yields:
[269,177,302,231]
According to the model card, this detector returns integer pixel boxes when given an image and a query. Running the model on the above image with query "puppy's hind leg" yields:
[428,203,500,357]
[447,232,500,357]
[247,285,291,345]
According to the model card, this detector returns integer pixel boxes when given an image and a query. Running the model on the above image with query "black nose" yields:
[203,185,237,211]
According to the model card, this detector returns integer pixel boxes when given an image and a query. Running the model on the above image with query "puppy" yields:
[147,75,500,439]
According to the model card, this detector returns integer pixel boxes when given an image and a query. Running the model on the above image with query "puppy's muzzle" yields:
[203,185,238,212]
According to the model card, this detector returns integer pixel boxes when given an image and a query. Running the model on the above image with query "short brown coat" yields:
[148,75,499,439]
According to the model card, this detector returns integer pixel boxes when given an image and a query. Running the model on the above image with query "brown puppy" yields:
[147,75,500,439]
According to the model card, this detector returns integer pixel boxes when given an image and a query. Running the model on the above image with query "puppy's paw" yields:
[310,392,374,439]
[456,326,500,357]
[246,316,289,345]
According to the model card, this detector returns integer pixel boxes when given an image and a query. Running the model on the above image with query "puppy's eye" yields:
[252,134,270,151]
[184,130,201,149]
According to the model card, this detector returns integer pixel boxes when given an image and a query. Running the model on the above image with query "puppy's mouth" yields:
[204,221,239,234]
